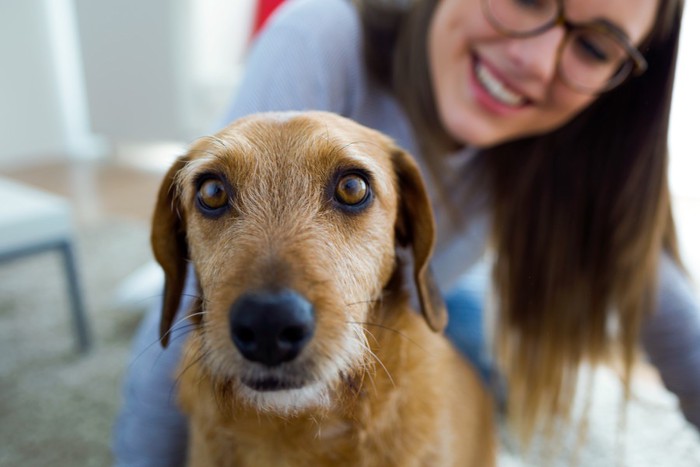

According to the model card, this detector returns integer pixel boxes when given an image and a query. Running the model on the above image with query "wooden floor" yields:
[0,160,164,227]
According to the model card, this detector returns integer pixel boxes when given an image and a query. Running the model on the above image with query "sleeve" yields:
[641,252,700,430]
[112,1,364,465]
[112,277,194,467]
[220,0,364,125]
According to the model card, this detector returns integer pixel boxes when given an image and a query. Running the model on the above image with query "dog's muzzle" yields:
[229,289,315,368]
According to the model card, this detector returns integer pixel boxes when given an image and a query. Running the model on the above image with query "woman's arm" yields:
[112,291,191,467]
[642,252,700,429]
[221,0,362,125]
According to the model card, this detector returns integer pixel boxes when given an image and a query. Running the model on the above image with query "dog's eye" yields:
[335,173,369,207]
[197,178,229,214]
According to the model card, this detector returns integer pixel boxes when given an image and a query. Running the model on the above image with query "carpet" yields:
[0,220,698,466]
[0,221,153,467]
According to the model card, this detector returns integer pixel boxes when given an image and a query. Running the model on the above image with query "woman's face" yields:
[428,0,659,148]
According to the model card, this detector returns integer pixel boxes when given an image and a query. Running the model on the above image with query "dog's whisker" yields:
[166,325,199,345]
[181,293,211,303]
[357,357,378,395]
[348,325,382,394]
[130,310,207,370]
[361,326,381,348]
[127,320,199,370]
[172,346,211,404]
[165,311,207,335]
[148,323,201,370]
[358,340,395,389]
[344,320,380,348]
[351,321,429,353]
[148,314,207,363]
[169,322,199,335]
[128,338,165,369]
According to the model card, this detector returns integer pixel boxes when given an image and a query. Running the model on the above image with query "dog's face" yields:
[152,112,445,413]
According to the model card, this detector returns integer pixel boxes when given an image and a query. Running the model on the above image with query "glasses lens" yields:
[559,28,634,92]
[485,0,558,35]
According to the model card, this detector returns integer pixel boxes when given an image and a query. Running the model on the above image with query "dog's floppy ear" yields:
[392,149,448,333]
[151,155,191,347]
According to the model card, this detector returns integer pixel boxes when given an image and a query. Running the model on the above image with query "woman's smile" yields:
[471,53,529,113]
[428,0,658,147]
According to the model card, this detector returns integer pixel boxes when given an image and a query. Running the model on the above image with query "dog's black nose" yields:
[229,290,315,367]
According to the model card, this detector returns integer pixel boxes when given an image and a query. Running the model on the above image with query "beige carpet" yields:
[1,220,699,466]
[0,221,152,467]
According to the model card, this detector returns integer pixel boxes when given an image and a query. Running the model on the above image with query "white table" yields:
[0,177,91,352]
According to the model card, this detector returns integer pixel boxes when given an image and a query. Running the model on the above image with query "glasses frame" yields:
[481,0,648,94]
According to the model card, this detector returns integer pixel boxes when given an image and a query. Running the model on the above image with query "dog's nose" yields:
[229,290,315,367]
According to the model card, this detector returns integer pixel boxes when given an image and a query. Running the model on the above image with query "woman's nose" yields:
[503,26,566,86]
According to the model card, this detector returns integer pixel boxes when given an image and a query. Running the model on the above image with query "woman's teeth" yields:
[475,62,526,107]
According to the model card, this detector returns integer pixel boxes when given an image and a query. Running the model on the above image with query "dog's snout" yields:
[229,290,315,367]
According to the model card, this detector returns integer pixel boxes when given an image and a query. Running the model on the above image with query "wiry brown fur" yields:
[151,111,495,466]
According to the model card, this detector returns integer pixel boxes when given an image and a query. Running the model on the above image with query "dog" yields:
[152,111,495,466]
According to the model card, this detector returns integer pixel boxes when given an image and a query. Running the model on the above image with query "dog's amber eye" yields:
[197,178,229,213]
[335,173,369,206]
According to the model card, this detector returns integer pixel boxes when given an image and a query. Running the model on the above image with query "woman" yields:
[114,0,697,463]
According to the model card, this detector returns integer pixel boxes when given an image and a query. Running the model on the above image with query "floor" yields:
[0,160,163,227]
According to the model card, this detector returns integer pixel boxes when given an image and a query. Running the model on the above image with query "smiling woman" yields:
[406,0,686,439]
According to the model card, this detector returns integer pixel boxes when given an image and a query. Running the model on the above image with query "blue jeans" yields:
[443,263,494,384]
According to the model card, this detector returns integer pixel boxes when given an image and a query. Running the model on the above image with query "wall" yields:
[0,0,254,169]
[0,0,97,168]
[669,0,700,199]
[74,0,255,143]
[75,0,185,141]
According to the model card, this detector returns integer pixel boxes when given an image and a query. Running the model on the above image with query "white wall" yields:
[0,0,97,168]
[669,0,700,199]
[74,0,255,143]
[0,0,254,170]
[75,0,187,142]
[182,0,257,136]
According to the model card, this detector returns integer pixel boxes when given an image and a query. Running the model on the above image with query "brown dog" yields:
[152,111,495,466]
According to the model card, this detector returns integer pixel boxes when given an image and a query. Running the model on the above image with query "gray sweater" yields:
[113,0,700,464]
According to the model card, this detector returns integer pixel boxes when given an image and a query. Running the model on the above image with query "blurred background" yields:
[0,0,698,466]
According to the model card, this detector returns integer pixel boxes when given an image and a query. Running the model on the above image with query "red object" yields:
[252,0,286,38]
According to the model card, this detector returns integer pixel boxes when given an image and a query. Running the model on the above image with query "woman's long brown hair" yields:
[356,0,685,441]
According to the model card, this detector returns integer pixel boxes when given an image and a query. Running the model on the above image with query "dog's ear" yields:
[392,149,448,333]
[151,155,191,347]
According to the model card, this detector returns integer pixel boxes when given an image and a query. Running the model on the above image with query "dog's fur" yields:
[152,111,495,466]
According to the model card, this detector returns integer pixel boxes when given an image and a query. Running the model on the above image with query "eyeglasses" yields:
[481,0,648,94]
